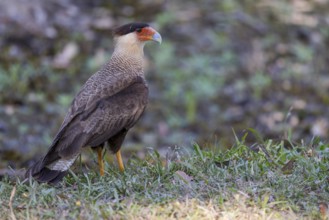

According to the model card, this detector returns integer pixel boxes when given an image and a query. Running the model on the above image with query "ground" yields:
[1,136,328,219]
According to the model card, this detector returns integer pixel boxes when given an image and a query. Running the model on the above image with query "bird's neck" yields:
[110,34,147,76]
[109,48,145,77]
[113,43,145,58]
[112,49,144,64]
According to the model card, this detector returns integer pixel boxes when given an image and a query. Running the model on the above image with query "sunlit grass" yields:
[0,134,328,219]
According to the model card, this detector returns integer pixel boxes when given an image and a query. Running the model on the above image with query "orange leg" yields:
[97,147,104,176]
[116,150,125,172]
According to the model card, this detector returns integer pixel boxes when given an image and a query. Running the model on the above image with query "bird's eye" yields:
[136,28,142,33]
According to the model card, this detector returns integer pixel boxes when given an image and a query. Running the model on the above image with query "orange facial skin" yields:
[137,27,162,43]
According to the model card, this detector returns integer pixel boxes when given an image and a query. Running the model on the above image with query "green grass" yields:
[1,136,328,219]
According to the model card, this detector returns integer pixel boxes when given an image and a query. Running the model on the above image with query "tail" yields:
[25,159,68,185]
[25,119,89,184]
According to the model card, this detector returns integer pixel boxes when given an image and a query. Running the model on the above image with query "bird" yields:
[25,22,162,184]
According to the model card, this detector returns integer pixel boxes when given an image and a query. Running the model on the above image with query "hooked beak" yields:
[137,27,162,44]
[151,31,162,44]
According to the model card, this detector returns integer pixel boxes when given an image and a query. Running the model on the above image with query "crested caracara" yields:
[25,22,162,184]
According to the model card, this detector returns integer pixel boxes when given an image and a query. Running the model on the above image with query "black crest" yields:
[114,22,149,36]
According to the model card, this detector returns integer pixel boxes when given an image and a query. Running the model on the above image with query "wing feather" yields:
[84,77,148,147]
[57,75,148,156]
[27,75,148,183]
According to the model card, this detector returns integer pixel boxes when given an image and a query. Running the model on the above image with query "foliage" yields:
[1,0,329,165]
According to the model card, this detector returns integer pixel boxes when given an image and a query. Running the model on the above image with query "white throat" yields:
[113,33,145,58]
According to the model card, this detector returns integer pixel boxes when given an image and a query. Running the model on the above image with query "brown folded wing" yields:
[27,76,148,184]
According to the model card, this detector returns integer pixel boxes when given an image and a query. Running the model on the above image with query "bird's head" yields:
[113,23,162,56]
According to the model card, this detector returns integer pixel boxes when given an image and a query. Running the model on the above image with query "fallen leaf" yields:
[175,170,193,183]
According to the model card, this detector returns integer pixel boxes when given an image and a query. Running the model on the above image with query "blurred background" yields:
[1,0,329,172]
